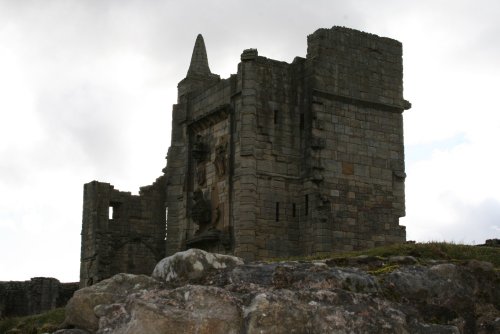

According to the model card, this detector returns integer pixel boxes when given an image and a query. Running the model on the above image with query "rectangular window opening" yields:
[275,202,280,222]
[274,110,279,125]
[292,203,296,217]
[300,113,304,130]
[109,202,121,220]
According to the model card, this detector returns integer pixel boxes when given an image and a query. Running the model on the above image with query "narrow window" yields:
[274,110,279,125]
[300,113,304,130]
[109,202,121,220]
[275,202,280,222]
[165,207,168,240]
[292,203,296,217]
[305,195,309,216]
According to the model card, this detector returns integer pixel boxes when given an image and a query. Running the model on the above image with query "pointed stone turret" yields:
[187,34,212,77]
[178,34,220,100]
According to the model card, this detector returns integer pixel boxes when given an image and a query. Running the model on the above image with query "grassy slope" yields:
[1,242,498,333]
[343,242,499,266]
[0,307,65,334]
[270,241,500,268]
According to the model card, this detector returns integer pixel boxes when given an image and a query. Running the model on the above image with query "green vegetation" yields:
[368,264,400,275]
[0,307,64,334]
[270,242,500,268]
[358,242,500,267]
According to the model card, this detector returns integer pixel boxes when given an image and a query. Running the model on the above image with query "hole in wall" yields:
[109,202,121,220]
[305,195,309,216]
[276,202,280,222]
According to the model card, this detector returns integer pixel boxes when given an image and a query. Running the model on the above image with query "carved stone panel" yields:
[196,163,206,186]
[214,142,227,177]
[191,189,211,234]
[192,135,209,161]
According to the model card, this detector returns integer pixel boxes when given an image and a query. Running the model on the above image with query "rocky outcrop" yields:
[61,250,500,334]
[63,274,161,332]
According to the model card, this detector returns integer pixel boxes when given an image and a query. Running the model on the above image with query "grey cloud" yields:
[1,0,499,282]
[36,84,128,171]
[445,198,500,244]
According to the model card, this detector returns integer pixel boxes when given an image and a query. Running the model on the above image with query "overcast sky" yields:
[1,0,499,282]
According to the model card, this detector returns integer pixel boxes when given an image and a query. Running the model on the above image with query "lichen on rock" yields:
[61,250,500,334]
[152,248,244,283]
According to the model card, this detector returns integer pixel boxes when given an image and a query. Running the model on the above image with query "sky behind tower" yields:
[0,0,499,282]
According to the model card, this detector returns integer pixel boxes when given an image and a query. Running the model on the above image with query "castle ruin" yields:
[80,26,411,287]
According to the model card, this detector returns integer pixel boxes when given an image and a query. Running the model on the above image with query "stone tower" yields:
[80,26,410,287]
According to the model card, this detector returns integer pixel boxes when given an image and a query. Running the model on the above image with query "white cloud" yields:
[403,131,500,243]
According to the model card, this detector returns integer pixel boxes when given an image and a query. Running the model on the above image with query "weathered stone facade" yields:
[0,277,78,317]
[80,26,410,287]
[80,178,166,287]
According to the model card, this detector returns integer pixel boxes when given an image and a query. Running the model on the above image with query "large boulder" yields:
[382,262,500,332]
[152,248,244,283]
[242,289,459,334]
[95,285,242,334]
[63,274,161,332]
[60,250,499,334]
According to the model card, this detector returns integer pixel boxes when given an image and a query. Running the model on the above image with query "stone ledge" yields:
[313,89,411,113]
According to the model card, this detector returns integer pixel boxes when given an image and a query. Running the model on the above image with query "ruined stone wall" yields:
[229,27,409,259]
[82,26,409,281]
[186,110,232,253]
[80,177,166,287]
[306,27,406,107]
[0,278,78,317]
[302,27,407,253]
[165,70,235,255]
[164,102,189,256]
[190,79,232,120]
[241,56,304,258]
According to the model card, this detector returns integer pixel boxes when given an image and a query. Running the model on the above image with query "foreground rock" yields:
[152,248,244,283]
[63,274,161,332]
[62,250,500,334]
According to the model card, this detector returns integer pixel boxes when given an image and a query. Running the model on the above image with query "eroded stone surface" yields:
[95,286,242,334]
[0,277,78,318]
[152,248,244,283]
[63,274,161,332]
[62,251,499,334]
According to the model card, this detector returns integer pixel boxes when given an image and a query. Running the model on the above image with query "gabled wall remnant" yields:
[80,26,410,287]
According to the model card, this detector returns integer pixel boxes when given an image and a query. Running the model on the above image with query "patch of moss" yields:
[0,307,65,334]
[368,264,400,276]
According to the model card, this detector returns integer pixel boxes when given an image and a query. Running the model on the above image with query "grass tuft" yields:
[267,242,500,268]
[0,307,65,334]
[368,264,400,275]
